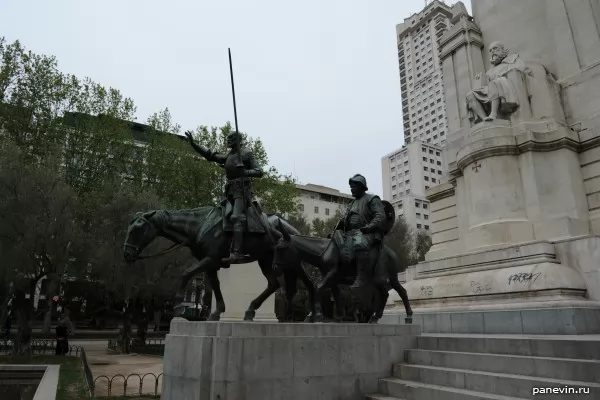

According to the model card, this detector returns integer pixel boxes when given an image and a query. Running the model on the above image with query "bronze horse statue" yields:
[122,206,318,322]
[274,224,413,324]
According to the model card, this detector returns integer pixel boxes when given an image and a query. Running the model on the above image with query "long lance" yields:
[228,48,244,167]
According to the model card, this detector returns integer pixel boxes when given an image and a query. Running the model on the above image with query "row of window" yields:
[423,158,442,166]
[422,148,441,156]
[298,203,331,216]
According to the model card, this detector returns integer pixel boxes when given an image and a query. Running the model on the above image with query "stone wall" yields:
[162,320,420,400]
[580,126,600,234]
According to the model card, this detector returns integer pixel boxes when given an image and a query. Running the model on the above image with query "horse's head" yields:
[123,210,159,263]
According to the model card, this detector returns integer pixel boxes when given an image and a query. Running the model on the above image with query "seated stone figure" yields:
[466,41,533,124]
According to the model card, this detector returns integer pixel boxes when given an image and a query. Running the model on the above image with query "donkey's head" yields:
[123,210,159,263]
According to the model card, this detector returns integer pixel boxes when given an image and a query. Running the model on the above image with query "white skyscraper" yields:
[397,0,452,146]
[381,1,465,231]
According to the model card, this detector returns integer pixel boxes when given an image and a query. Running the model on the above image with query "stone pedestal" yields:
[161,319,420,400]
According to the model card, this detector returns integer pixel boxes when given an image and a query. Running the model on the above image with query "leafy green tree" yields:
[384,216,414,272]
[0,36,137,196]
[414,229,433,262]
[0,140,87,347]
[311,208,343,237]
[286,213,312,235]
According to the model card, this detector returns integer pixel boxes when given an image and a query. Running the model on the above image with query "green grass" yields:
[0,355,88,400]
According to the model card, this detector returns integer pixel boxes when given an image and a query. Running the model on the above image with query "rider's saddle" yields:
[220,199,266,234]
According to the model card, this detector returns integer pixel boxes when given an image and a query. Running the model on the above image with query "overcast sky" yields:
[1,0,470,196]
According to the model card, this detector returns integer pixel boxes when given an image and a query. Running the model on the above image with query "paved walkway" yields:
[72,340,163,397]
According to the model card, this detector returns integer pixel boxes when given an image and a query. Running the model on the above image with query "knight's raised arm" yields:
[184,130,227,165]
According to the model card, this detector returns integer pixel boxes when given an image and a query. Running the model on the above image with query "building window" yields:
[437,161,442,165]
[404,161,409,166]
[299,204,304,212]
[325,208,330,216]
[416,213,421,219]
[392,194,397,199]
[314,206,319,214]
[424,176,429,181]
[432,178,437,183]
[424,214,429,220]
[436,151,440,156]
[424,167,428,172]
[392,176,396,181]
[405,180,410,184]
[423,157,427,162]
[429,150,433,154]
[422,147,426,152]
[423,203,428,209]
[438,170,442,175]
[392,185,397,190]
[415,202,421,208]
[424,225,429,230]
[417,224,422,229]
[425,186,430,190]
[391,166,395,172]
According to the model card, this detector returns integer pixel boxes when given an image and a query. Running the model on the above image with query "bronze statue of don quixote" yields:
[122,49,412,324]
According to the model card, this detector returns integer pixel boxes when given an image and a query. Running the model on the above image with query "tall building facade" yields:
[397,0,452,146]
[381,140,443,231]
[295,183,353,225]
[381,1,460,231]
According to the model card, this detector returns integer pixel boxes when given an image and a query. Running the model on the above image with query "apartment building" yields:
[380,2,469,231]
[397,0,452,147]
[381,140,443,231]
[296,183,353,224]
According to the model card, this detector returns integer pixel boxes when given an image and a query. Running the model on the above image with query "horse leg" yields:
[200,274,213,320]
[390,276,413,324]
[243,258,279,321]
[330,284,345,322]
[368,283,389,324]
[314,268,339,323]
[174,258,212,306]
[206,268,225,321]
[297,264,318,323]
[283,272,298,322]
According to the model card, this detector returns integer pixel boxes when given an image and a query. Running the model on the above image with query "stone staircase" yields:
[366,334,600,399]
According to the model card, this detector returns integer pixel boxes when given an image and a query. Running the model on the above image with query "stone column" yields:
[439,13,485,136]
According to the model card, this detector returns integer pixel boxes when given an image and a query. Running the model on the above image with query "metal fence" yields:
[80,346,95,397]
[107,337,165,356]
[1,338,162,398]
[92,373,163,397]
[0,338,84,357]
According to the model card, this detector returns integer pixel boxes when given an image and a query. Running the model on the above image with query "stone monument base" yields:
[383,238,600,334]
[161,319,420,400]
[381,305,600,334]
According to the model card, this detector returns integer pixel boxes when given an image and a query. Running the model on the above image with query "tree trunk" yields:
[13,288,33,356]
[42,276,59,333]
[153,310,162,332]
[120,313,132,354]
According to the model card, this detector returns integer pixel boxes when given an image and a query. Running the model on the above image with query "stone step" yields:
[394,363,600,398]
[377,378,528,400]
[406,349,600,382]
[417,334,600,359]
[365,395,404,400]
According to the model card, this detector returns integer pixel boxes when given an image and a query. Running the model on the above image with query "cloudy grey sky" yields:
[1,0,470,196]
